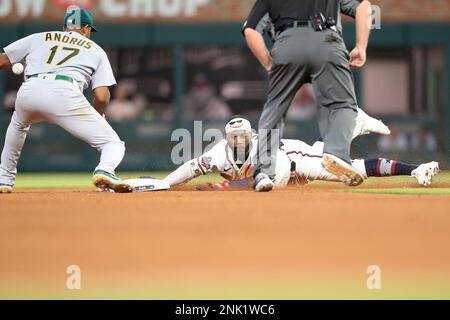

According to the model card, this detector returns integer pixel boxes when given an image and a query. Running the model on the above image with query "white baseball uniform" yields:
[280,139,367,184]
[164,134,292,188]
[0,31,123,186]
[164,137,367,188]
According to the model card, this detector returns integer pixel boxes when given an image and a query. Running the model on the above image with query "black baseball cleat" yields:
[92,170,133,193]
[322,153,364,187]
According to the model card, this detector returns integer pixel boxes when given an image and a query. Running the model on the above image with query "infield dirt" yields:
[1,184,450,299]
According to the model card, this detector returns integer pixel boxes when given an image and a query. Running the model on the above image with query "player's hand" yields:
[349,47,367,68]
[264,58,273,72]
[196,181,230,191]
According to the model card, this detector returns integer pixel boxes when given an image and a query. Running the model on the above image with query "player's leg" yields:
[0,111,31,193]
[352,158,440,187]
[300,155,439,187]
[355,158,416,178]
[253,28,320,191]
[312,35,363,186]
[282,140,339,183]
[353,108,390,139]
[254,65,309,191]
[314,107,391,146]
[41,81,131,192]
[0,81,41,193]
[45,109,131,192]
[293,154,341,183]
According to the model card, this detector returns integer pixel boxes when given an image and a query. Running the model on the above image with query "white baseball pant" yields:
[0,75,125,186]
[286,141,367,182]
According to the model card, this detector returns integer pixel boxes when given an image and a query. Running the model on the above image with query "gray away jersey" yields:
[3,31,116,91]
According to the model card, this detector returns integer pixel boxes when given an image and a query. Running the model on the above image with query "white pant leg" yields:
[0,81,47,185]
[282,140,338,182]
[273,149,292,188]
[293,154,340,182]
[0,110,31,186]
[45,109,125,174]
[284,140,367,182]
[350,159,368,178]
[0,79,125,182]
[294,155,367,182]
[41,80,125,174]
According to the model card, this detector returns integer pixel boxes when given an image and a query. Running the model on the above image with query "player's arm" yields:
[243,0,272,71]
[91,49,116,114]
[164,160,203,187]
[2,34,34,70]
[196,179,251,191]
[164,156,214,187]
[245,29,272,72]
[0,53,12,70]
[350,0,372,68]
[92,86,111,115]
[164,143,224,187]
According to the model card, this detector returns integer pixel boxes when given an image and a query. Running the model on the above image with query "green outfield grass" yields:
[13,172,223,189]
[2,278,450,300]
[342,188,450,195]
[306,171,450,195]
[13,171,450,195]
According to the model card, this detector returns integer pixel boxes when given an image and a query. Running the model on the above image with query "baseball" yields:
[12,63,24,75]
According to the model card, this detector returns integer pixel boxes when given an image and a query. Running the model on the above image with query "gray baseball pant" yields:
[254,27,358,178]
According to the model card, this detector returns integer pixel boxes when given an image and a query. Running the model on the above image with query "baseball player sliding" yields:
[0,8,133,193]
[164,115,439,190]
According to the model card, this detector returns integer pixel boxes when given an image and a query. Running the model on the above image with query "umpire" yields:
[244,0,372,191]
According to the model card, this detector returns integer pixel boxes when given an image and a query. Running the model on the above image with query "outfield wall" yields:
[0,22,449,171]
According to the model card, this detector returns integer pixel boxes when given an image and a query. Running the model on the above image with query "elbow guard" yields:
[191,155,213,176]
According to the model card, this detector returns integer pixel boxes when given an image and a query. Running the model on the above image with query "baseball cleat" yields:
[411,161,440,187]
[322,153,365,187]
[353,108,391,139]
[92,170,133,193]
[254,173,274,192]
[0,183,13,193]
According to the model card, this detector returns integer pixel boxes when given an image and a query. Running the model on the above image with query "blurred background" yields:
[0,0,449,172]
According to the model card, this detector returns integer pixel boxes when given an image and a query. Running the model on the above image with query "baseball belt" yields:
[28,74,74,83]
